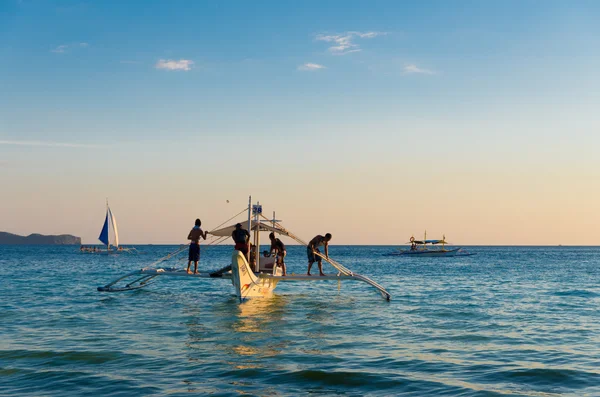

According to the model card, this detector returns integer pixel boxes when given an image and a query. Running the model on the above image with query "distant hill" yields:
[0,232,81,245]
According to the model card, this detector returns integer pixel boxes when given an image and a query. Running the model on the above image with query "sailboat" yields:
[81,201,135,254]
[98,200,119,252]
[97,197,391,302]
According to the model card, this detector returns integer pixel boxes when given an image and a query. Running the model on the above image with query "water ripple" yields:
[1,245,600,396]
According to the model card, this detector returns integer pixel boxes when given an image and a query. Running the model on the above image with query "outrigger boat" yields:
[389,231,471,257]
[97,198,391,302]
[81,200,136,254]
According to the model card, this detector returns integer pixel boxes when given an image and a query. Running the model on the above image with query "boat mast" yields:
[106,198,110,251]
[253,201,261,272]
[247,196,252,239]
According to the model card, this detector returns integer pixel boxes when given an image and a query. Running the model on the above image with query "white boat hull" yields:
[398,248,462,257]
[231,251,279,302]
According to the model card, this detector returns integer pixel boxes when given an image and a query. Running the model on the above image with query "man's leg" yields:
[280,251,287,276]
[307,261,313,276]
[193,260,198,274]
[187,260,192,274]
[281,260,287,276]
[317,260,325,276]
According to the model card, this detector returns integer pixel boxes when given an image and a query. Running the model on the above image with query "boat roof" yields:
[413,240,447,244]
[209,221,290,238]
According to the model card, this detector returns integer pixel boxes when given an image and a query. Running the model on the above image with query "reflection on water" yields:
[183,296,290,371]
[234,295,288,333]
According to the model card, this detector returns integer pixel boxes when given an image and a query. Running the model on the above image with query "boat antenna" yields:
[247,196,252,239]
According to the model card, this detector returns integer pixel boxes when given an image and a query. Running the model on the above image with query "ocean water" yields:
[1,245,599,396]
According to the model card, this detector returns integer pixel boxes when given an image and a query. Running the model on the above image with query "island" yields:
[0,232,81,245]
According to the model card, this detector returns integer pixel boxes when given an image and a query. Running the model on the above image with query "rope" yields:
[208,207,248,234]
[147,244,189,268]
[257,213,353,275]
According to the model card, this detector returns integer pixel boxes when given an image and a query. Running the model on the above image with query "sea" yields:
[1,245,599,396]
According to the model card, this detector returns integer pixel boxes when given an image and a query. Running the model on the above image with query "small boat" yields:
[388,232,473,257]
[97,197,391,302]
[81,201,135,254]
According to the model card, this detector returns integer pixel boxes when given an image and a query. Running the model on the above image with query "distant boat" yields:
[387,231,474,257]
[99,200,119,251]
[81,201,135,254]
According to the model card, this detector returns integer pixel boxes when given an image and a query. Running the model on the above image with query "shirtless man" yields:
[269,232,287,276]
[307,233,332,276]
[187,218,208,274]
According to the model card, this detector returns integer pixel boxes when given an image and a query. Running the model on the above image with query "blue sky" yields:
[1,1,599,244]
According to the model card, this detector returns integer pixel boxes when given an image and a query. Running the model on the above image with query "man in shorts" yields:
[187,218,208,274]
[269,232,287,276]
[307,233,332,276]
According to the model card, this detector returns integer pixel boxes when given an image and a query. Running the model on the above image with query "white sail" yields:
[109,207,119,248]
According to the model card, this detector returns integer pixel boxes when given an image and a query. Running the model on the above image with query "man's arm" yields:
[324,242,329,258]
[202,230,208,240]
[187,230,193,241]
[269,242,276,256]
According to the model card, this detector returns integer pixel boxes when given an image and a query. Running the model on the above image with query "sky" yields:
[1,0,599,245]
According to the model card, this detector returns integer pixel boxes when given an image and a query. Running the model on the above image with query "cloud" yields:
[51,42,89,54]
[0,140,103,148]
[402,64,436,75]
[155,59,194,71]
[316,31,386,55]
[298,63,326,71]
[51,45,68,53]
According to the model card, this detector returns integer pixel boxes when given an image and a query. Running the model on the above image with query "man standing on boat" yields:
[307,233,332,276]
[232,223,250,260]
[187,218,207,274]
[269,232,287,276]
[210,223,250,278]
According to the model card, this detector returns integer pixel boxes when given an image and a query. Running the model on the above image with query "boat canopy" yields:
[412,240,447,245]
[208,221,291,238]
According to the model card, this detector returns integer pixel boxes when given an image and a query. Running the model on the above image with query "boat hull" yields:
[231,250,279,302]
[397,248,462,257]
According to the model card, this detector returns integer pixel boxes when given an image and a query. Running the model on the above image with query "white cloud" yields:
[0,140,103,148]
[51,43,89,54]
[403,64,435,75]
[51,45,68,53]
[155,59,194,71]
[316,31,386,55]
[298,63,326,71]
